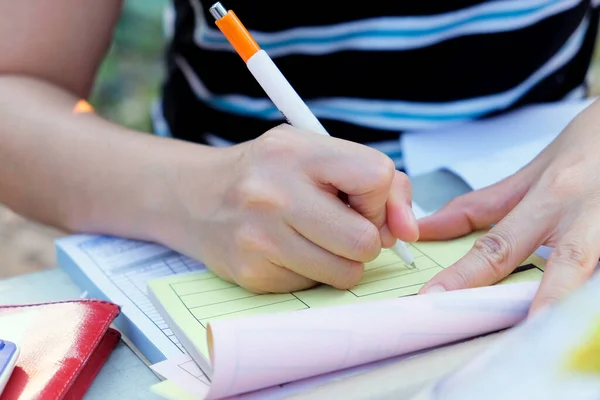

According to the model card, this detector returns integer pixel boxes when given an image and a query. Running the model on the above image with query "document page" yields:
[148,232,547,398]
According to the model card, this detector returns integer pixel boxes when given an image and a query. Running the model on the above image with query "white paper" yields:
[151,355,211,398]
[56,235,207,361]
[401,99,594,177]
[151,352,414,400]
[446,138,550,190]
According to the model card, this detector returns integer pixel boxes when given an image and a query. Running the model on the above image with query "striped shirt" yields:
[155,0,600,169]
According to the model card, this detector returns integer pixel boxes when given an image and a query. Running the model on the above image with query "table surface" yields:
[0,170,473,399]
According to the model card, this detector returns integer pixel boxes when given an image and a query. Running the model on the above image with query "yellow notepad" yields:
[147,231,546,377]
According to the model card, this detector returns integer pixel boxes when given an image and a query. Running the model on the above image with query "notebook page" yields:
[147,231,546,391]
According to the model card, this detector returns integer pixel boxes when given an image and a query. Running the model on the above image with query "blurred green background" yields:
[89,0,168,133]
[91,0,600,133]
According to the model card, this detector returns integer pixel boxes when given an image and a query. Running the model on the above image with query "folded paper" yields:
[206,281,540,398]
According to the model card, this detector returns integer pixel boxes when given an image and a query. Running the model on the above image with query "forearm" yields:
[0,75,222,243]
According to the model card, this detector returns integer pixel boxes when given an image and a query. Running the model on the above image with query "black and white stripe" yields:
[157,0,600,168]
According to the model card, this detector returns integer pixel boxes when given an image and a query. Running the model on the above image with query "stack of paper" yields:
[145,231,547,399]
[401,98,595,189]
[56,235,208,364]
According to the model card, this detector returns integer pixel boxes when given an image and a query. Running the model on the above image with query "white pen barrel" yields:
[246,50,329,136]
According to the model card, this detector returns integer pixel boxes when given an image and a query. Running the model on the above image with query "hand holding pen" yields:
[209,2,418,269]
[169,3,419,295]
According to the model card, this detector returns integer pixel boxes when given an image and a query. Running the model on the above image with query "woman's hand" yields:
[418,100,600,314]
[163,124,418,294]
[0,76,417,295]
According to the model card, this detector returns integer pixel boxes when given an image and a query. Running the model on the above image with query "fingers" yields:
[304,136,396,201]
[307,146,416,247]
[285,184,382,263]
[233,260,318,294]
[233,219,365,293]
[529,217,600,314]
[385,170,419,244]
[417,172,531,241]
[302,134,403,239]
[258,125,416,250]
[275,226,365,290]
[224,216,319,294]
[419,194,549,294]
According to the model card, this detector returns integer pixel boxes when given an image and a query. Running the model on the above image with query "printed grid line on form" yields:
[177,358,211,385]
[78,238,206,353]
[168,246,446,329]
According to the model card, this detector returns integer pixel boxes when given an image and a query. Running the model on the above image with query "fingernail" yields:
[421,284,446,294]
[403,205,419,240]
[404,204,417,224]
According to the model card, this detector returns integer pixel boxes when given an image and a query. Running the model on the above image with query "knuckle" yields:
[472,231,513,279]
[351,223,381,262]
[233,264,266,293]
[445,195,483,226]
[393,171,411,194]
[233,223,273,255]
[444,197,462,210]
[448,267,474,289]
[368,154,396,185]
[545,164,586,198]
[234,177,287,211]
[330,261,364,289]
[272,274,317,293]
[552,241,590,271]
[536,286,572,307]
[256,125,298,160]
[444,195,474,216]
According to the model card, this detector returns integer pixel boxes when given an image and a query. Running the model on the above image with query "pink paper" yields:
[205,281,540,399]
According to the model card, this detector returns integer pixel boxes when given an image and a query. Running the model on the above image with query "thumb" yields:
[349,170,418,247]
[307,142,398,240]
[417,173,531,241]
[383,170,419,243]
[346,159,399,247]
[345,157,396,223]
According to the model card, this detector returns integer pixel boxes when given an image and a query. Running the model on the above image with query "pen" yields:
[209,2,416,268]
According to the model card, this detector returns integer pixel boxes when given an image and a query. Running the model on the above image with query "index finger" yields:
[419,198,548,294]
[417,173,528,241]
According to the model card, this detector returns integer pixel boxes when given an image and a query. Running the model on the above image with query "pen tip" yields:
[209,2,227,20]
[410,262,417,269]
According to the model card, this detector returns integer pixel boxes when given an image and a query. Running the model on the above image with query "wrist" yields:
[62,132,174,240]
[64,130,233,247]
[140,138,243,250]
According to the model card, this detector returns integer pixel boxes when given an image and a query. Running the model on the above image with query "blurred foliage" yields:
[90,1,600,133]
[589,37,600,97]
[89,0,168,133]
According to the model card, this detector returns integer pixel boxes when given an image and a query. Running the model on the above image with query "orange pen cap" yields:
[210,3,261,62]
